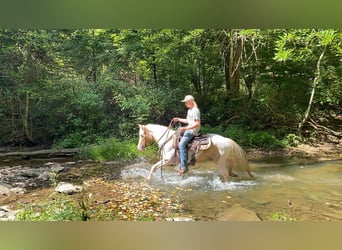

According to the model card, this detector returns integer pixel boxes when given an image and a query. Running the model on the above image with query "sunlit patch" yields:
[262,173,295,182]
[206,177,257,191]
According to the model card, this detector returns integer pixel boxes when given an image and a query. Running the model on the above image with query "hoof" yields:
[229,172,238,178]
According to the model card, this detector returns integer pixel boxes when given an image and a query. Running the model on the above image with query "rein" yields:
[156,120,174,146]
[143,121,174,151]
[147,121,175,183]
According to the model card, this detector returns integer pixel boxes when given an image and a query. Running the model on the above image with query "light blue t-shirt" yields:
[186,107,200,135]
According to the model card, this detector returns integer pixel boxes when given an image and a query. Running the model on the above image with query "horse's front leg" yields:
[147,159,169,181]
[217,157,229,181]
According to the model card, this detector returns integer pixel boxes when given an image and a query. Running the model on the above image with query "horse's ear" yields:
[138,124,146,130]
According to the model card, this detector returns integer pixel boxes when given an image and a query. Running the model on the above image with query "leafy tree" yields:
[273,29,341,138]
[0,29,340,148]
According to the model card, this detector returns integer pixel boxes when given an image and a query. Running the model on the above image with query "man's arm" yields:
[172,117,188,124]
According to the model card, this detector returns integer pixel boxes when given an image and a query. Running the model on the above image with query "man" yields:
[172,95,201,175]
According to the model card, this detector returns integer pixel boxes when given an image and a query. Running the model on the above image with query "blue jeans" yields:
[179,130,195,170]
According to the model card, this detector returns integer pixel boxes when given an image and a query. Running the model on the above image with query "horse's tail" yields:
[228,139,255,178]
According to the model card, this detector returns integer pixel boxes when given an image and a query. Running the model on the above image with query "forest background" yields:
[0,29,341,155]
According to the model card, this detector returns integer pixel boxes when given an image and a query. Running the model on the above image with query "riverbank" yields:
[246,142,341,161]
[1,141,341,162]
[1,142,341,221]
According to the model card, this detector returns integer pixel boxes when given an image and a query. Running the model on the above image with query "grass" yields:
[16,192,87,221]
[267,210,296,221]
[80,137,159,162]
[80,138,138,162]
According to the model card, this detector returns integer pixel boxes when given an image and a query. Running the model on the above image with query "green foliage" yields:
[267,210,296,221]
[202,125,285,149]
[54,132,103,148]
[80,138,139,161]
[0,29,341,147]
[16,192,85,221]
[281,134,302,147]
[316,65,341,107]
[224,125,285,148]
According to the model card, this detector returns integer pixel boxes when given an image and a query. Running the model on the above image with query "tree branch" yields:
[298,45,327,137]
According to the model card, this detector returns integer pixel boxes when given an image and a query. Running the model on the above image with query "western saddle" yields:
[173,132,211,166]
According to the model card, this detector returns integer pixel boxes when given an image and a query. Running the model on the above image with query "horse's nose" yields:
[138,145,145,151]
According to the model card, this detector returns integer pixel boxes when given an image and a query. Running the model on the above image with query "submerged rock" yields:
[217,204,261,221]
[0,183,11,196]
[51,164,65,173]
[55,182,82,194]
[0,205,21,221]
[166,217,195,221]
[38,171,50,181]
[10,187,26,195]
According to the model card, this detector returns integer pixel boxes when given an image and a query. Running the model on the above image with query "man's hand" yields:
[178,127,187,133]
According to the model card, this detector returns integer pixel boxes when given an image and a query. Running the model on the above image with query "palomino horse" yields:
[137,124,254,181]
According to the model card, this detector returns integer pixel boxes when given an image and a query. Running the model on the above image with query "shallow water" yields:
[1,156,341,221]
[120,158,342,221]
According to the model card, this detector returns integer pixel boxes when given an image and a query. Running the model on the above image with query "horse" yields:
[137,124,254,181]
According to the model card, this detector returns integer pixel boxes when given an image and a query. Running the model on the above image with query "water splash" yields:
[120,165,257,192]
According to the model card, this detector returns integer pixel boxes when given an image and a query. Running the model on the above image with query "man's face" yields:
[184,101,193,108]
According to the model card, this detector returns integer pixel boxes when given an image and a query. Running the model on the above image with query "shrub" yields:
[54,131,104,148]
[16,192,85,221]
[267,210,296,221]
[80,138,139,162]
[202,125,286,149]
[281,133,302,147]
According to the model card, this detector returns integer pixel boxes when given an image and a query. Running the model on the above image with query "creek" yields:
[121,157,342,220]
[1,156,341,221]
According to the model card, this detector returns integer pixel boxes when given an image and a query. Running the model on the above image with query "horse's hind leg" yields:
[246,168,255,179]
[227,158,238,177]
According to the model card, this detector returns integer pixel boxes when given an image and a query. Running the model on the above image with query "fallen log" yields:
[0,148,80,159]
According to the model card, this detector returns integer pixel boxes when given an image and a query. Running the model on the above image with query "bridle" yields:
[139,121,176,182]
[139,121,175,151]
[139,126,153,150]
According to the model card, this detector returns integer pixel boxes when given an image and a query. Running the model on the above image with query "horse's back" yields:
[209,133,235,151]
[209,133,248,162]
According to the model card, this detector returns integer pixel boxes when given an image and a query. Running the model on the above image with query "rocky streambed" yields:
[1,142,341,221]
[0,159,193,221]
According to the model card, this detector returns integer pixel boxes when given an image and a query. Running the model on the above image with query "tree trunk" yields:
[298,45,327,137]
[152,53,158,84]
[244,74,255,100]
[223,30,243,97]
[0,148,80,159]
[23,91,34,144]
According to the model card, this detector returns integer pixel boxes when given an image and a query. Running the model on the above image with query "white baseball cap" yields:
[181,95,195,102]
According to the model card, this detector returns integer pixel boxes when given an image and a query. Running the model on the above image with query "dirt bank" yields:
[246,142,341,161]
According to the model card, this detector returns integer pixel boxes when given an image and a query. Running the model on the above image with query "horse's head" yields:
[137,124,153,151]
